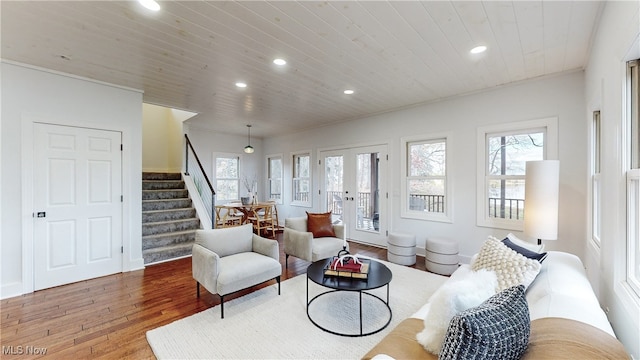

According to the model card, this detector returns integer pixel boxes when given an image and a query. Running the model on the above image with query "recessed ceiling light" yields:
[273,58,287,66]
[138,0,160,11]
[470,45,487,54]
[344,89,354,95]
[235,82,247,88]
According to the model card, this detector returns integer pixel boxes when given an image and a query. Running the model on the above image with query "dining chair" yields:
[215,205,243,228]
[249,202,277,238]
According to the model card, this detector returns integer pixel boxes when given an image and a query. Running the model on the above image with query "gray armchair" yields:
[192,224,282,318]
[283,217,347,268]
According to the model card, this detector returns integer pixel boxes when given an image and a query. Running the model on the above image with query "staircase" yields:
[142,172,200,264]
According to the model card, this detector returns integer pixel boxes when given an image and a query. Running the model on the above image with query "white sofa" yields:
[363,251,628,359]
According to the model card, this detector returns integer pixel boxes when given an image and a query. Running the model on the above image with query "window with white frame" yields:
[626,59,640,297]
[592,110,602,248]
[401,135,452,222]
[214,154,239,202]
[477,118,558,230]
[267,155,283,203]
[292,151,311,206]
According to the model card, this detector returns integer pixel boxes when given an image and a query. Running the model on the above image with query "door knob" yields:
[36,212,46,218]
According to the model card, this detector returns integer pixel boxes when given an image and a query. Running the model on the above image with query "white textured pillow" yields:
[416,268,498,354]
[472,236,542,291]
[507,233,545,253]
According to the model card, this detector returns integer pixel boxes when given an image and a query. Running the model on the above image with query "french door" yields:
[320,145,387,247]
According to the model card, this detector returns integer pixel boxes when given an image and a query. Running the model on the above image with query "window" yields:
[477,118,558,230]
[627,59,640,297]
[401,134,452,222]
[214,154,239,202]
[592,111,602,247]
[292,151,311,206]
[267,155,283,204]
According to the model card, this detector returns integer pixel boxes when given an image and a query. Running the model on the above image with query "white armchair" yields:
[192,224,282,318]
[283,216,347,268]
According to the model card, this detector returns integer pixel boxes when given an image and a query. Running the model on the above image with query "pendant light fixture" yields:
[244,124,254,154]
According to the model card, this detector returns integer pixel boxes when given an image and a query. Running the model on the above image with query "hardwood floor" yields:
[1,234,426,359]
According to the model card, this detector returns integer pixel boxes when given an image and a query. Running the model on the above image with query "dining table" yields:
[222,202,273,225]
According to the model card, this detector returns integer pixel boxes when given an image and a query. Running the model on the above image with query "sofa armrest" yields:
[361,318,437,360]
[283,227,313,260]
[252,234,279,261]
[192,243,220,294]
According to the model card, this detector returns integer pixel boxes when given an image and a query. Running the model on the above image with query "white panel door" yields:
[33,123,122,290]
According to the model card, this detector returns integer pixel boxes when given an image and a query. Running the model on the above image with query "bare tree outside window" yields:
[292,153,310,204]
[215,156,239,201]
[408,140,446,213]
[487,132,544,220]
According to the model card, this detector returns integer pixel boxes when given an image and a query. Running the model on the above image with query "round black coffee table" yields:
[306,258,393,337]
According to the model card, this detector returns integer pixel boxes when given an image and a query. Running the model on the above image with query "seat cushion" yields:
[312,237,346,261]
[216,252,281,295]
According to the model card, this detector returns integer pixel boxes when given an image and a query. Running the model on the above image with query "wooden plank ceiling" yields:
[1,1,602,137]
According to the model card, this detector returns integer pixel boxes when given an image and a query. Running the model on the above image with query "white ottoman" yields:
[425,237,459,275]
[387,232,416,266]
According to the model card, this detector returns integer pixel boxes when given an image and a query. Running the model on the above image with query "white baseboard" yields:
[1,281,24,300]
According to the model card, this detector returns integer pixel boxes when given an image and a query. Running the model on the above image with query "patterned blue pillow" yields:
[439,285,530,360]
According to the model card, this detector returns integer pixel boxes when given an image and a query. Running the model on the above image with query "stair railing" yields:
[184,134,216,228]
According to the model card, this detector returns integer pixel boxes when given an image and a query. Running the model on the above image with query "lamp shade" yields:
[524,160,559,241]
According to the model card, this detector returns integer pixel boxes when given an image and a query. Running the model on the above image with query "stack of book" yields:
[329,257,362,272]
[324,256,370,279]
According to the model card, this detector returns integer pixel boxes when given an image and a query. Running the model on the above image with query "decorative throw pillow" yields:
[472,236,541,291]
[439,285,530,360]
[416,268,498,354]
[502,238,548,262]
[306,211,336,238]
[506,233,545,253]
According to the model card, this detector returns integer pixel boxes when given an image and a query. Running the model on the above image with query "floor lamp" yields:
[524,160,560,245]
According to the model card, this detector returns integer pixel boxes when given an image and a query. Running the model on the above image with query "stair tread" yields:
[143,242,193,252]
[142,188,187,192]
[142,229,198,240]
[142,198,190,202]
[142,207,195,214]
[142,218,200,226]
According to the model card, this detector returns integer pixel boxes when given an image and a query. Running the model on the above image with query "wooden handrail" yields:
[185,134,216,228]
[184,134,215,195]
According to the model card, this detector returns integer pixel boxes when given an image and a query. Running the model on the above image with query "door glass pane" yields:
[356,152,379,232]
[325,156,343,223]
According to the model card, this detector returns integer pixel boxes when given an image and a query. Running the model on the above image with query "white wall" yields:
[183,124,264,200]
[0,62,144,299]
[265,71,587,262]
[584,1,640,357]
[142,103,183,173]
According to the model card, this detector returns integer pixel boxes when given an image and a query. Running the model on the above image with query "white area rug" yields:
[146,261,447,359]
